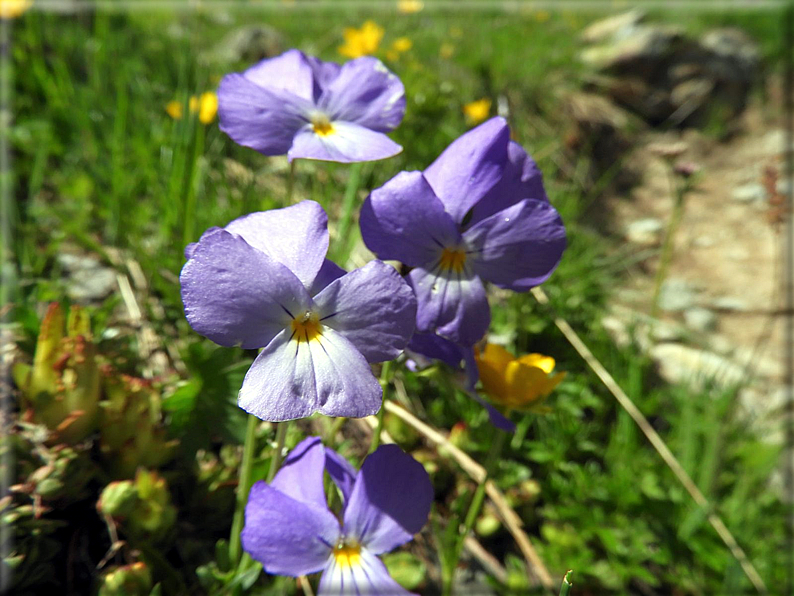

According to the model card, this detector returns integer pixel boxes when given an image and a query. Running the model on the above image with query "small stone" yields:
[625,217,664,246]
[657,279,698,312]
[580,10,646,44]
[711,296,749,312]
[684,307,717,332]
[776,178,792,196]
[651,343,745,388]
[692,235,716,248]
[760,129,792,157]
[731,182,767,203]
[67,268,118,303]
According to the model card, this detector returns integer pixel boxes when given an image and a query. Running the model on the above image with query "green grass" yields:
[8,4,789,595]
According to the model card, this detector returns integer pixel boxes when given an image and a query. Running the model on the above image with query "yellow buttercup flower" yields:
[0,0,32,19]
[534,10,550,23]
[439,42,455,59]
[474,344,565,410]
[397,0,423,14]
[392,37,412,53]
[165,92,218,124]
[338,21,384,59]
[463,98,492,125]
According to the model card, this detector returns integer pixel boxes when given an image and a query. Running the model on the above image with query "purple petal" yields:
[224,201,329,290]
[319,57,405,132]
[238,327,382,421]
[180,230,310,349]
[406,332,466,369]
[242,49,315,102]
[325,448,357,506]
[218,72,312,156]
[306,55,343,101]
[408,267,490,347]
[242,481,339,576]
[288,121,402,163]
[423,117,510,224]
[309,259,347,296]
[318,547,415,596]
[270,437,328,510]
[470,390,516,432]
[343,444,432,554]
[360,171,461,268]
[184,226,222,259]
[469,141,549,228]
[464,199,567,291]
[313,260,416,363]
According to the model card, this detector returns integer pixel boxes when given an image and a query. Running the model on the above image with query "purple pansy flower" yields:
[360,116,567,347]
[180,200,417,421]
[218,49,405,163]
[243,437,432,595]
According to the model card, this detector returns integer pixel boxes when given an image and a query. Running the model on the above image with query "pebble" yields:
[711,296,749,312]
[650,343,744,388]
[657,278,698,312]
[625,217,664,246]
[684,307,717,332]
[731,182,767,203]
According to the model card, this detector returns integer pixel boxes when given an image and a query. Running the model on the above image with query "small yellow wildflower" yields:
[449,26,463,39]
[463,98,491,125]
[392,37,412,53]
[0,0,32,19]
[397,0,423,14]
[165,92,218,124]
[338,21,384,59]
[474,344,565,410]
[534,10,550,23]
[439,42,455,59]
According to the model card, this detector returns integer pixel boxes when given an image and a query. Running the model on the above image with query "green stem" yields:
[369,361,393,454]
[182,122,205,247]
[229,414,258,566]
[333,162,363,263]
[285,159,296,204]
[442,429,507,596]
[266,421,290,483]
[651,168,686,318]
[559,570,573,596]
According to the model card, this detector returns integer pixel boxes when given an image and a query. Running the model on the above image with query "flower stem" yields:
[266,421,290,482]
[369,361,393,454]
[285,158,297,204]
[651,167,686,318]
[333,161,363,263]
[559,570,574,596]
[229,413,258,566]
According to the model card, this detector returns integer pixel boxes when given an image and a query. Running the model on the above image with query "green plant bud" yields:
[98,562,152,596]
[97,481,139,518]
[126,469,176,544]
[475,510,502,538]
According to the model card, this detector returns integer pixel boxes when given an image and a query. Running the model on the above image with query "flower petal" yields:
[469,141,548,228]
[242,481,339,577]
[270,437,328,511]
[343,444,432,554]
[325,448,357,506]
[288,121,402,163]
[308,259,347,296]
[406,332,467,369]
[218,72,312,156]
[242,49,315,102]
[312,260,416,362]
[319,56,405,132]
[318,548,415,596]
[360,171,461,268]
[180,230,310,349]
[408,267,490,347]
[224,201,329,290]
[470,390,516,432]
[465,198,566,291]
[306,55,343,101]
[423,117,510,224]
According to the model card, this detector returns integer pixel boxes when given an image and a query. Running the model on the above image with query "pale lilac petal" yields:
[242,481,339,577]
[270,437,328,510]
[469,141,548,228]
[312,261,416,362]
[184,226,222,259]
[243,49,315,102]
[423,117,510,224]
[314,329,384,418]
[288,121,402,163]
[309,259,347,296]
[408,267,490,347]
[325,448,357,506]
[464,199,566,291]
[238,330,322,421]
[319,57,405,132]
[218,73,312,156]
[224,201,329,289]
[343,445,432,554]
[239,327,382,421]
[360,171,461,268]
[318,548,415,596]
[180,230,310,349]
[406,332,466,369]
[306,55,343,100]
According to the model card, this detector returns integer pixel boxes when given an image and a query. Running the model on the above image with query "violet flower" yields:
[243,437,432,595]
[218,49,405,163]
[180,201,416,421]
[360,116,567,347]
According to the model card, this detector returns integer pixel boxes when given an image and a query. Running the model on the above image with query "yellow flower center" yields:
[291,312,323,344]
[333,542,362,568]
[439,248,467,273]
[312,115,335,137]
